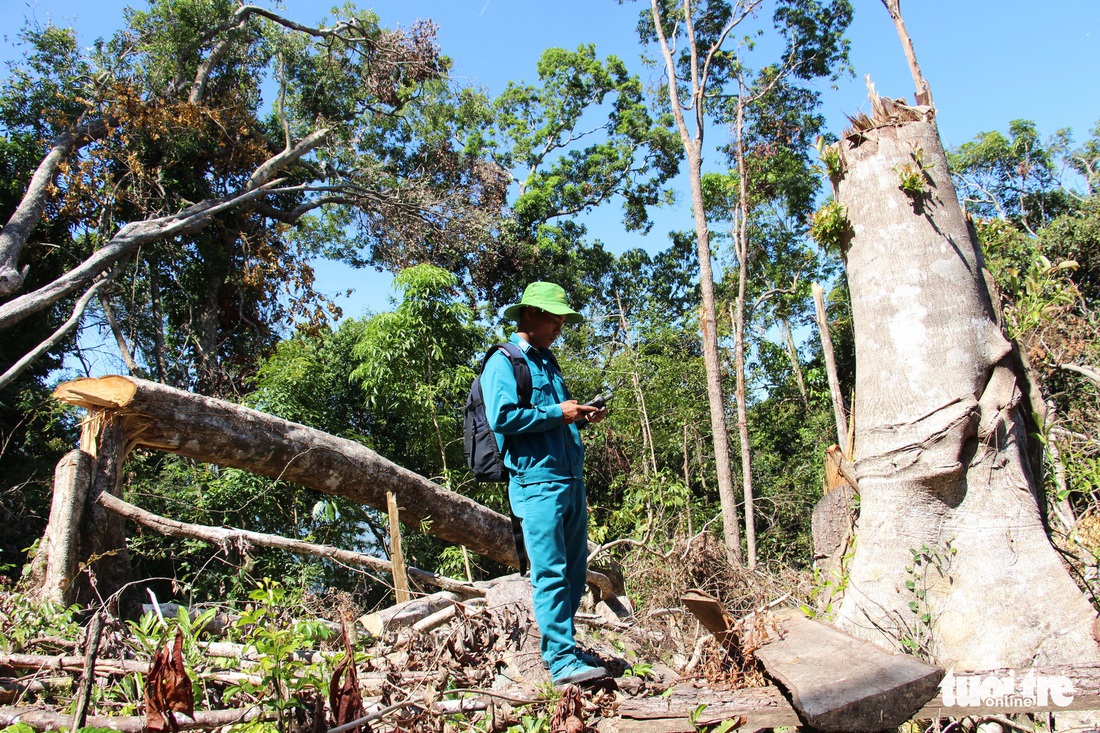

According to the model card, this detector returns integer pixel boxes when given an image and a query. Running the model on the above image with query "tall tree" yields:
[0,1,507,395]
[631,0,850,563]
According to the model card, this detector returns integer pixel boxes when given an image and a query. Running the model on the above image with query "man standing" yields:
[482,282,609,686]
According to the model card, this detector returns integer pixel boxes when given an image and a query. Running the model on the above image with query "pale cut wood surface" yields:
[755,610,943,732]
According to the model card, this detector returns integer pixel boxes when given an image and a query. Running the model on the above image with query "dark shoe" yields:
[576,650,604,667]
[542,649,604,670]
[552,661,609,687]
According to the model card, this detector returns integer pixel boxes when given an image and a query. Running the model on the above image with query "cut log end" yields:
[54,375,137,409]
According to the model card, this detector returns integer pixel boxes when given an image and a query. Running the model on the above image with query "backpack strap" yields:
[481,342,532,407]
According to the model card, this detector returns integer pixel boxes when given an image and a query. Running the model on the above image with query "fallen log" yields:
[99,492,485,598]
[753,610,943,732]
[0,652,149,676]
[53,375,519,567]
[0,705,270,732]
[357,592,458,636]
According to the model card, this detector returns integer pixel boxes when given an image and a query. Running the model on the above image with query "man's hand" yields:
[560,400,598,425]
[587,406,609,424]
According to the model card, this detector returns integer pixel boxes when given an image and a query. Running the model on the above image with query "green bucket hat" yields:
[502,282,584,324]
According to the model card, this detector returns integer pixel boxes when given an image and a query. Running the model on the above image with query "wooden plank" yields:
[754,610,943,732]
[681,589,736,652]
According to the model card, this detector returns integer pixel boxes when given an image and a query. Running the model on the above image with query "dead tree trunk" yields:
[50,375,520,571]
[831,94,1099,668]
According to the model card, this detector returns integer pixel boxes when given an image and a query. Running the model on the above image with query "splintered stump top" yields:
[755,610,944,732]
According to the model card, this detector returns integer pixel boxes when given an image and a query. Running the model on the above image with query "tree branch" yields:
[97,492,485,597]
[247,128,331,190]
[1059,363,1100,390]
[189,18,250,104]
[0,181,282,333]
[0,119,107,296]
[0,277,111,391]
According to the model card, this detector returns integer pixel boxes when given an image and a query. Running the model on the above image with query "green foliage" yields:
[223,581,334,721]
[1000,254,1079,338]
[813,136,843,186]
[483,44,679,299]
[895,143,934,201]
[950,119,1077,228]
[351,264,483,482]
[898,541,955,661]
[810,200,850,252]
[0,592,81,652]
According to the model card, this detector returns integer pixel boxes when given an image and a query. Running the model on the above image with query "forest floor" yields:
[0,533,813,732]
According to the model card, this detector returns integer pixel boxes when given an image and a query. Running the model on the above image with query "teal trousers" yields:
[509,477,588,678]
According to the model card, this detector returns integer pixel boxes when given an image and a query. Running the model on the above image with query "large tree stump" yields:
[832,93,1099,667]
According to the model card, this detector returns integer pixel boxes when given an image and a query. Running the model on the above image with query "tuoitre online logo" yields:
[939,669,1075,708]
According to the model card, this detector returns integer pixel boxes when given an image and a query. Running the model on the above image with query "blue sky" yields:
[2,0,1098,320]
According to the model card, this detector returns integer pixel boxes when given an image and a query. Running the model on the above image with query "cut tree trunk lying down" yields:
[99,492,485,598]
[54,375,520,567]
[753,610,943,732]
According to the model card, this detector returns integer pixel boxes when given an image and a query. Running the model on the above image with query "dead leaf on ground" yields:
[330,621,367,732]
[144,628,195,733]
[550,685,596,733]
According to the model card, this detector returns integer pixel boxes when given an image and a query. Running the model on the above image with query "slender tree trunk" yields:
[148,263,169,383]
[99,293,140,376]
[813,283,848,447]
[730,301,756,569]
[691,149,743,562]
[781,317,810,411]
[649,0,742,563]
[732,90,756,568]
[616,291,658,477]
[832,99,1099,667]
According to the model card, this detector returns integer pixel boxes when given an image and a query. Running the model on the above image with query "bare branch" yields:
[246,128,331,190]
[98,291,141,375]
[189,18,249,104]
[0,278,110,391]
[880,0,932,105]
[1059,363,1100,390]
[0,181,282,332]
[0,119,107,296]
[97,492,485,597]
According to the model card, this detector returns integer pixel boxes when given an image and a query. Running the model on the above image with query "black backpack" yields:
[462,342,532,574]
[463,343,532,482]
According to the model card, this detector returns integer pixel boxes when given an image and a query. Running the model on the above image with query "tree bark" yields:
[833,100,1099,667]
[52,375,521,571]
[24,450,93,604]
[813,283,848,448]
[386,490,410,603]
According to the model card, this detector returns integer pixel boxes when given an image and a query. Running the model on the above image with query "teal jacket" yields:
[481,334,585,486]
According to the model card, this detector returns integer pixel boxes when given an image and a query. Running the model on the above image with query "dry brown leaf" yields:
[549,685,596,733]
[329,622,367,732]
[144,628,195,733]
